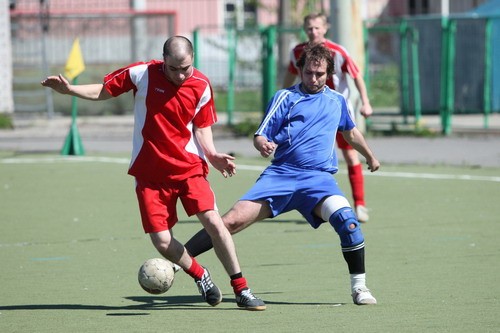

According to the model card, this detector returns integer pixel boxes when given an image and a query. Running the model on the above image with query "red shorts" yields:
[135,176,217,233]
[336,131,353,150]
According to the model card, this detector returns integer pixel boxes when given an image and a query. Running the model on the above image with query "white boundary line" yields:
[1,156,500,183]
[0,156,130,164]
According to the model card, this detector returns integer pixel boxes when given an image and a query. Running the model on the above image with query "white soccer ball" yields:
[138,258,175,294]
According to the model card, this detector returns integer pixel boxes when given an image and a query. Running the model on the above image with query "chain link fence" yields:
[11,10,175,116]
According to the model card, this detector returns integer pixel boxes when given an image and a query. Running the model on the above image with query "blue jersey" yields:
[256,84,355,174]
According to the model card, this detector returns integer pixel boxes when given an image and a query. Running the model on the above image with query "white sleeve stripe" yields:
[103,64,148,86]
[191,75,215,121]
[256,90,291,136]
[128,64,149,86]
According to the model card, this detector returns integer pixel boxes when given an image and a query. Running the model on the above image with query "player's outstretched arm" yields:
[41,74,112,101]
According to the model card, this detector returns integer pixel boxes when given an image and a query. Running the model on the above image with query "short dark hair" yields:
[162,36,194,57]
[296,44,335,76]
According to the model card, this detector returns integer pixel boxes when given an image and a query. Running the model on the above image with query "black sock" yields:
[342,246,365,274]
[184,228,214,257]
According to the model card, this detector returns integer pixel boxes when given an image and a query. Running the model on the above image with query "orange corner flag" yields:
[64,38,85,80]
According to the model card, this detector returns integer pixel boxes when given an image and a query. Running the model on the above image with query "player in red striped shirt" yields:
[283,13,373,223]
[41,36,265,311]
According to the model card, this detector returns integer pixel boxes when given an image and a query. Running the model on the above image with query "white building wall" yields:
[0,0,14,114]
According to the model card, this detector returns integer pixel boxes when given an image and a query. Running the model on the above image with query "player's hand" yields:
[366,157,380,172]
[41,74,71,95]
[258,141,277,158]
[360,103,373,118]
[208,153,236,178]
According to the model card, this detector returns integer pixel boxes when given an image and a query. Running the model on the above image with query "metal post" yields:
[131,0,147,62]
[261,25,276,112]
[40,0,54,119]
[331,0,367,130]
[362,20,372,129]
[227,27,236,126]
[329,0,352,50]
[444,20,457,135]
[362,20,370,92]
[61,77,85,156]
[0,0,14,116]
[278,0,292,85]
[193,28,200,68]
[440,17,455,135]
[410,27,422,125]
[399,20,409,123]
[483,18,492,129]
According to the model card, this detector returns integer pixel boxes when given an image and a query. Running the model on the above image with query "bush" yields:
[231,118,260,137]
[0,113,13,129]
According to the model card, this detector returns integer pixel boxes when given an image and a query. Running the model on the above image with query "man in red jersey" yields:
[283,13,373,223]
[41,36,265,311]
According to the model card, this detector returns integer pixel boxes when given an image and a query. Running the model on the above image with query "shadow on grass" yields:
[0,292,346,314]
[127,293,344,307]
[178,219,308,225]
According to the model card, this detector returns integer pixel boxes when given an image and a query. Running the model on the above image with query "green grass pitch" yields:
[0,154,499,332]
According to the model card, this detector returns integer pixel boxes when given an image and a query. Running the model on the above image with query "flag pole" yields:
[61,76,85,155]
[61,38,85,156]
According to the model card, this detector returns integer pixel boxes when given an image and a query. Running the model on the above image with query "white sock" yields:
[350,273,366,291]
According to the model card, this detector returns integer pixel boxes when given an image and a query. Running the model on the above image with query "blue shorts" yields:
[240,163,345,228]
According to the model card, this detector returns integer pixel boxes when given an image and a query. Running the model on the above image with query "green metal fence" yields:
[367,14,499,134]
[193,25,305,126]
[193,14,498,134]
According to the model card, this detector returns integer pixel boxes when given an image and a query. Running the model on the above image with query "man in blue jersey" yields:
[184,44,380,305]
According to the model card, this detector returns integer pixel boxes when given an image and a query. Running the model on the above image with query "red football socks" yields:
[348,164,365,207]
[231,276,248,295]
[184,257,205,280]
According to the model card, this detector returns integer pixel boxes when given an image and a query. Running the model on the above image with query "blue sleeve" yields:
[255,89,290,142]
[337,95,356,132]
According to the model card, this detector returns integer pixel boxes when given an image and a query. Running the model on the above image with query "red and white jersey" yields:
[103,60,217,182]
[287,40,360,100]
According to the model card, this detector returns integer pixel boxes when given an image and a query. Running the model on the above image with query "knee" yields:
[222,209,244,234]
[150,232,172,253]
[225,221,239,234]
[329,207,364,247]
[222,216,240,234]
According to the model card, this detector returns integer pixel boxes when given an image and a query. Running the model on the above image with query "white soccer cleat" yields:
[352,287,377,305]
[355,205,370,223]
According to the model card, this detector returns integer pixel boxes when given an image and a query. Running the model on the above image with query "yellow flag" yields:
[64,38,85,80]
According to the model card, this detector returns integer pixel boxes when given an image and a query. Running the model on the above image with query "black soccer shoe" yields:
[196,268,222,306]
[235,288,266,311]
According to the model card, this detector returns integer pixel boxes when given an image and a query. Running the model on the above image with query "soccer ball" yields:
[138,258,175,294]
